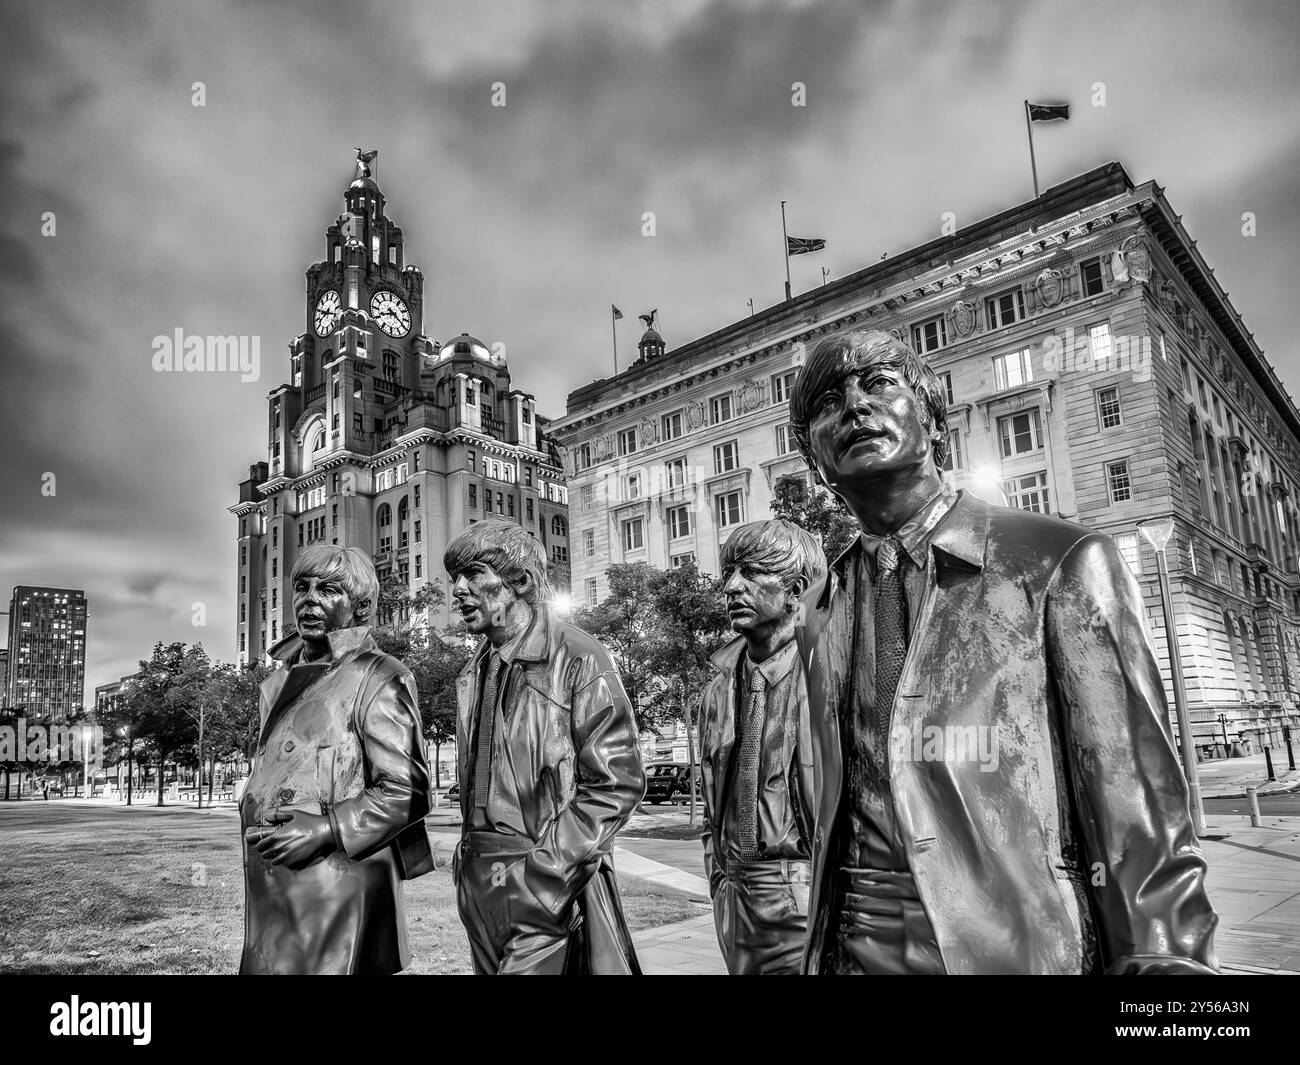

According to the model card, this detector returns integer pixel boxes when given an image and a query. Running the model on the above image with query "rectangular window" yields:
[668,505,691,540]
[775,423,791,455]
[584,529,595,558]
[985,287,1026,329]
[271,558,277,577]
[625,472,641,500]
[576,443,593,470]
[942,429,965,472]
[415,555,422,577]
[1089,322,1113,366]
[623,518,645,551]
[580,485,595,511]
[665,457,688,488]
[585,578,598,608]
[993,349,1034,391]
[507,495,515,517]
[1080,257,1105,297]
[414,519,421,543]
[524,466,532,487]
[522,406,532,424]
[910,315,947,354]
[771,370,798,404]
[331,504,338,529]
[716,491,744,528]
[1006,471,1050,514]
[617,427,638,456]
[998,409,1044,457]
[484,489,492,513]
[1114,531,1141,576]
[551,545,568,564]
[525,498,534,522]
[1097,387,1123,429]
[661,410,684,441]
[1107,459,1133,503]
[938,371,954,407]
[710,394,733,425]
[714,440,739,474]
[671,552,696,569]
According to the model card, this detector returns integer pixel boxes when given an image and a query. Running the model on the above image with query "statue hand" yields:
[251,810,337,870]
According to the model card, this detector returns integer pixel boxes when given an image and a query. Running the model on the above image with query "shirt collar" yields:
[742,637,800,687]
[271,624,376,665]
[857,483,957,570]
[486,604,552,666]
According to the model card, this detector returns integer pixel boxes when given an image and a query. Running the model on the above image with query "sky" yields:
[2,0,1298,699]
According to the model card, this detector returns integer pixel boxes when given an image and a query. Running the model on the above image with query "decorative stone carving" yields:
[1120,235,1151,284]
[594,433,615,462]
[685,399,706,430]
[1034,269,1064,308]
[639,416,658,446]
[739,378,766,413]
[950,300,977,338]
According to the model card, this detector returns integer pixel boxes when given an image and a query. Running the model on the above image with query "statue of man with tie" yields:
[787,328,1217,974]
[699,519,826,974]
[445,519,646,974]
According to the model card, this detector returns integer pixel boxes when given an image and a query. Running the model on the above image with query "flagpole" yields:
[781,200,792,301]
[1024,100,1040,199]
[611,306,618,374]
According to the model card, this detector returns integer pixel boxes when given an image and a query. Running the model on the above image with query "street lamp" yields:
[1137,516,1206,836]
[119,725,133,806]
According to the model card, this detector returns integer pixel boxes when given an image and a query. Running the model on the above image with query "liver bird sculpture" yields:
[354,148,378,179]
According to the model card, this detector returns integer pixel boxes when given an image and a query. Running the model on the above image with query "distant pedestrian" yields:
[42,783,49,801]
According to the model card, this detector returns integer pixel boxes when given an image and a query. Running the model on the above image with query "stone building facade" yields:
[549,162,1300,750]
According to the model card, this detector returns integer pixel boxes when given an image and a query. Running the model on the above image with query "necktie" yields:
[735,667,767,861]
[473,652,504,812]
[870,538,908,773]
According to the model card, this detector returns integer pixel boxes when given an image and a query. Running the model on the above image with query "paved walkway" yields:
[1196,750,1300,798]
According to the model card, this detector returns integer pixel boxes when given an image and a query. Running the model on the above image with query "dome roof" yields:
[639,327,664,345]
[348,177,380,192]
[439,332,492,361]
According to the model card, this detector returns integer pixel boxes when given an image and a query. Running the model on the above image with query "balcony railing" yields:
[305,382,327,403]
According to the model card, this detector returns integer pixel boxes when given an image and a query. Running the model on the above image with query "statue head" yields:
[720,519,827,645]
[443,518,552,642]
[290,545,380,651]
[788,328,948,502]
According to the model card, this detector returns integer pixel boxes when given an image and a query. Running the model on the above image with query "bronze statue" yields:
[786,328,1218,974]
[700,519,826,975]
[445,519,645,974]
[354,147,378,179]
[240,545,433,975]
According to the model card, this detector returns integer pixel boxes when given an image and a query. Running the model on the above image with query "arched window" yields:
[551,516,567,537]
[377,503,392,554]
[377,503,392,529]
[313,429,326,453]
[397,496,410,549]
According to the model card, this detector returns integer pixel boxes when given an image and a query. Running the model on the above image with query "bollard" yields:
[1264,745,1276,783]
[1287,734,1297,773]
[1247,785,1261,828]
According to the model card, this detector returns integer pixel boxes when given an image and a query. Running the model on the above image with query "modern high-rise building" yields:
[230,160,568,663]
[4,586,88,723]
[550,162,1300,751]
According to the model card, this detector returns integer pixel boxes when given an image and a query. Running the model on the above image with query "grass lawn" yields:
[0,803,707,975]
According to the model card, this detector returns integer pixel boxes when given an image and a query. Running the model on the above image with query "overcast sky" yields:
[2,0,1298,698]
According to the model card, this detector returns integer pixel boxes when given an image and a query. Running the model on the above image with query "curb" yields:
[1202,779,1300,801]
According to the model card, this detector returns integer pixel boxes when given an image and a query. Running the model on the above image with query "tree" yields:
[208,660,273,769]
[771,473,858,561]
[126,642,201,806]
[644,561,732,825]
[571,563,664,731]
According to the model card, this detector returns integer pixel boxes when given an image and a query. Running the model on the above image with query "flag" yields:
[1027,102,1070,122]
[612,305,623,320]
[786,236,827,256]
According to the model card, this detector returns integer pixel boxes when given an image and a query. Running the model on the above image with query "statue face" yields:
[807,360,935,490]
[450,562,520,635]
[721,562,791,634]
[292,573,356,641]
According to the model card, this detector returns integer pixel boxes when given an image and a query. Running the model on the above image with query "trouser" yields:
[711,858,811,975]
[455,830,578,975]
[828,867,946,974]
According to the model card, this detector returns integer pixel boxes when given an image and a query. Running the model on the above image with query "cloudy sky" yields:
[3,0,1298,698]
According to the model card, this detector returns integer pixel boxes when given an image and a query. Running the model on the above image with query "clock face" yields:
[314,290,342,336]
[370,290,411,338]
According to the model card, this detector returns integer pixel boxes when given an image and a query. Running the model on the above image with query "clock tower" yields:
[230,154,570,664]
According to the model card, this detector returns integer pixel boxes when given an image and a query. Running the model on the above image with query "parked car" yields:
[643,762,700,805]
[447,782,460,801]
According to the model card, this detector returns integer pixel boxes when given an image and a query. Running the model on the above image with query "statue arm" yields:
[1045,533,1218,974]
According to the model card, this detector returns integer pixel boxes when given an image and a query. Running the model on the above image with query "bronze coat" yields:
[240,626,433,975]
[699,636,815,893]
[454,608,646,974]
[795,491,1218,975]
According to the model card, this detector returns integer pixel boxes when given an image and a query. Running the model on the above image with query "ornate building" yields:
[4,586,88,724]
[550,162,1300,752]
[230,161,568,663]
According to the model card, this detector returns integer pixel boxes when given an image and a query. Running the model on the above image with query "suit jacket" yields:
[699,636,814,895]
[240,625,433,975]
[795,490,1218,975]
[454,607,646,974]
